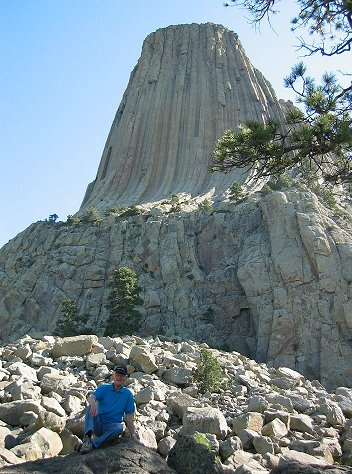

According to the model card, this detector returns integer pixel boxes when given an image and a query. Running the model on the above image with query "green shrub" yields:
[267,173,293,190]
[66,215,81,226]
[261,183,274,194]
[104,267,143,336]
[299,164,338,209]
[82,207,101,224]
[194,432,212,450]
[228,181,244,202]
[105,207,119,216]
[170,194,182,213]
[193,349,223,394]
[198,199,213,212]
[120,205,141,217]
[317,187,337,208]
[194,432,221,463]
[334,208,352,224]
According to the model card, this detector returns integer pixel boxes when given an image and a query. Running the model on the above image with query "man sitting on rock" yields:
[78,365,138,454]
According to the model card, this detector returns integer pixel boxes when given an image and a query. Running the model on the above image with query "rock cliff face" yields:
[80,23,286,210]
[0,24,351,390]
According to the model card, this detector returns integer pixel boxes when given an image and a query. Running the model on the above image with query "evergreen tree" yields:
[104,267,143,336]
[48,214,59,222]
[170,194,182,213]
[228,181,245,202]
[225,1,352,57]
[214,1,352,187]
[198,199,213,212]
[55,300,88,337]
[193,349,224,394]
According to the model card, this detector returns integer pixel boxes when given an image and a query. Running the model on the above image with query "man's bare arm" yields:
[125,413,138,438]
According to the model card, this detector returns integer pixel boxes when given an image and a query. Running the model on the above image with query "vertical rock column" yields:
[80,23,286,211]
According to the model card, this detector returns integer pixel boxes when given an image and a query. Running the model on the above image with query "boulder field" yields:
[0,334,351,473]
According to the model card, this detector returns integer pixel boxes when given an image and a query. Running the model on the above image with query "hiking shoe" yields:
[80,436,93,455]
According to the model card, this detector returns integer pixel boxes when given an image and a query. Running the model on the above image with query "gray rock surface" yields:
[1,190,351,390]
[167,435,223,474]
[0,438,176,473]
[0,23,351,392]
[270,462,352,474]
[80,23,285,211]
[0,334,350,472]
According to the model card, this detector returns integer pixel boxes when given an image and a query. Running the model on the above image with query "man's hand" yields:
[87,395,98,416]
[131,431,140,441]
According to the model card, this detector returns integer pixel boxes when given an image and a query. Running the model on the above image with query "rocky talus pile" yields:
[0,334,351,473]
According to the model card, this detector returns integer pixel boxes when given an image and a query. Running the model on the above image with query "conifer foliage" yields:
[55,299,89,337]
[104,267,143,336]
[216,0,352,187]
[193,349,224,394]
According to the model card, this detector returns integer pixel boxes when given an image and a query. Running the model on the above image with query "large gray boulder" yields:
[181,407,228,439]
[129,346,158,375]
[270,462,352,473]
[0,402,43,426]
[9,427,63,462]
[50,335,98,358]
[0,439,176,473]
[167,435,223,474]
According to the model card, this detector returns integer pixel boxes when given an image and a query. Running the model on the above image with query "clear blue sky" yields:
[0,0,346,248]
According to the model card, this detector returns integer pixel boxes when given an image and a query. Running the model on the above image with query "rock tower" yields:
[81,23,286,211]
[1,24,351,390]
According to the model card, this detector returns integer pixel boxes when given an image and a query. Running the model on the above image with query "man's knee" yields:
[107,424,123,440]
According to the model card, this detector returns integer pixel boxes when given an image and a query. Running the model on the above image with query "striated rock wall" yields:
[1,190,351,390]
[80,23,287,211]
[0,24,351,390]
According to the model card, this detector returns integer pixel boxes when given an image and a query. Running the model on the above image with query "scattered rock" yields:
[0,333,350,472]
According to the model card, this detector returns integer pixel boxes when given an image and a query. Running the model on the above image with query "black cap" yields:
[113,365,128,376]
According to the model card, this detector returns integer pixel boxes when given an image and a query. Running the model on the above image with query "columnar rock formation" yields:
[0,24,351,391]
[80,23,286,211]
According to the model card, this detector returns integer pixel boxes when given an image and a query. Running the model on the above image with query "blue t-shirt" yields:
[94,384,135,423]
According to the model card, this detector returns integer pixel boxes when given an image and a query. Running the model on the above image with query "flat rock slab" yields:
[270,461,352,474]
[0,439,176,474]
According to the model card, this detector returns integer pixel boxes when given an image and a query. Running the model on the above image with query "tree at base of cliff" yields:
[104,267,143,337]
[55,300,90,337]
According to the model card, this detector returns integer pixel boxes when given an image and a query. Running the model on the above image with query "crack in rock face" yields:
[80,23,287,211]
[0,24,351,393]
